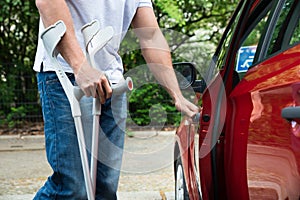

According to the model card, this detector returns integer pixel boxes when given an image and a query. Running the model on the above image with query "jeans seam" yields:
[44,75,61,198]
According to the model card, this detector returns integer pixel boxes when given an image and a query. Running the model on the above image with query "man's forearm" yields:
[141,39,198,117]
[141,48,182,99]
[36,0,84,73]
[132,7,185,100]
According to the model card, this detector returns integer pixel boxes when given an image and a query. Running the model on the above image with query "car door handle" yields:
[281,106,300,121]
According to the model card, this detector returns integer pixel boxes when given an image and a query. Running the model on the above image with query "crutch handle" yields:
[112,77,133,95]
[74,86,85,101]
[73,76,133,101]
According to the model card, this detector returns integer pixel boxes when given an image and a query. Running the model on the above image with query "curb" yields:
[126,130,176,138]
[0,191,175,200]
[0,131,176,152]
[0,135,45,152]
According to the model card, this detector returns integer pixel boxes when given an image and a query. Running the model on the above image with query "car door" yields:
[227,0,300,199]
[198,1,251,199]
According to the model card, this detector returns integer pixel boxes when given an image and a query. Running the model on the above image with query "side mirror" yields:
[173,62,197,90]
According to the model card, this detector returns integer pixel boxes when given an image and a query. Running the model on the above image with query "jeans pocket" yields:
[37,75,44,108]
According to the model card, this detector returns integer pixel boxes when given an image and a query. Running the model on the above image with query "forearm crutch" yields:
[81,20,113,194]
[41,20,133,200]
[82,21,133,196]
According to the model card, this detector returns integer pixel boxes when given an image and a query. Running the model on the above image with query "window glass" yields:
[215,23,237,71]
[290,20,300,45]
[289,4,300,46]
[205,1,246,84]
[235,5,271,78]
[267,0,296,55]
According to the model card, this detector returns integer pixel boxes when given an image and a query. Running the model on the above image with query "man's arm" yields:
[131,7,198,117]
[35,0,111,102]
[36,0,83,72]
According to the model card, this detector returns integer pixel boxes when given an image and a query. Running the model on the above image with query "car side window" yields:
[235,3,273,79]
[205,1,246,83]
[267,0,298,56]
[287,1,300,46]
[289,17,300,46]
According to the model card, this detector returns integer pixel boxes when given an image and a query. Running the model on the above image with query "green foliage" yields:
[0,0,39,128]
[154,0,185,26]
[128,83,181,128]
[153,0,239,42]
[0,106,26,128]
[0,0,39,64]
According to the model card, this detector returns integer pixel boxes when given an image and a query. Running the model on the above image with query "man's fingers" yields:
[96,83,106,104]
[95,77,112,104]
[102,79,112,99]
[188,101,199,113]
[185,109,198,118]
[175,98,199,118]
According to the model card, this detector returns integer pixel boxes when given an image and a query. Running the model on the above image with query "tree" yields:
[0,0,40,128]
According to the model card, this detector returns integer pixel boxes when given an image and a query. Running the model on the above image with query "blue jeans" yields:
[34,72,127,200]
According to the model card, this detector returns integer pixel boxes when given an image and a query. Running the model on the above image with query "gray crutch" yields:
[81,20,113,194]
[41,20,133,200]
[81,20,133,196]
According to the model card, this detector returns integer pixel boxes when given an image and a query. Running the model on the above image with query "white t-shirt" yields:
[33,0,152,83]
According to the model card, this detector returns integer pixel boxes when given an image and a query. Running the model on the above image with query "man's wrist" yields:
[72,57,86,75]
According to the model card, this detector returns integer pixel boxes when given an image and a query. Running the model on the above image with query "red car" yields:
[174,0,300,199]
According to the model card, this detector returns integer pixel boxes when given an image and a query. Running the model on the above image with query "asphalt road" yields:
[0,131,176,200]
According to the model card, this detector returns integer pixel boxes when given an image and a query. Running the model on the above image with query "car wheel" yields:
[175,157,190,200]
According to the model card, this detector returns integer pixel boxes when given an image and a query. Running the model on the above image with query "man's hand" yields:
[75,59,112,104]
[174,95,199,118]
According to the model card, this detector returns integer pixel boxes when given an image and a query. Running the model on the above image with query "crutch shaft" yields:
[74,116,95,200]
[91,98,101,192]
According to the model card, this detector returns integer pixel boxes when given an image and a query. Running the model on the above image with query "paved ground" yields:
[0,131,176,200]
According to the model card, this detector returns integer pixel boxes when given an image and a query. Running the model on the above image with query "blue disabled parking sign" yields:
[236,46,257,73]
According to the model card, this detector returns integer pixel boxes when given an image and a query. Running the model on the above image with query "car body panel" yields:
[229,45,300,199]
[175,120,201,199]
[175,95,201,199]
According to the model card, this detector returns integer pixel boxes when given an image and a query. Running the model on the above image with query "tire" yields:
[175,156,190,200]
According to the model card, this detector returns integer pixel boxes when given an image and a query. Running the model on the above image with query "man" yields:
[34,0,198,199]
